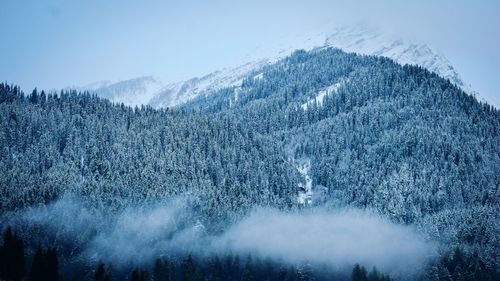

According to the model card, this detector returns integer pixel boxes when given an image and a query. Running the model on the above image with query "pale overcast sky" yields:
[0,0,498,105]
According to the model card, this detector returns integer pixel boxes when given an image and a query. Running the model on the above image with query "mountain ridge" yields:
[74,25,491,108]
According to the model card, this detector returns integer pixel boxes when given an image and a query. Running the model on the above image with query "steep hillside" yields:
[182,47,499,263]
[1,47,498,279]
[0,86,298,224]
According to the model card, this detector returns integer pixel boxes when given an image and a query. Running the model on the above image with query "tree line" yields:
[1,226,396,281]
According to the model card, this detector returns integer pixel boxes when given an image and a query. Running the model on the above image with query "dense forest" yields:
[182,48,499,266]
[0,47,499,280]
[0,83,298,223]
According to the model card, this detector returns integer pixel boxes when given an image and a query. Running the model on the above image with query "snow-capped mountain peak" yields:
[75,25,489,108]
[77,76,164,107]
[322,25,474,94]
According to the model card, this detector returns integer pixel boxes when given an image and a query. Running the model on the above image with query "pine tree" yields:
[209,255,223,281]
[182,254,198,281]
[46,247,59,281]
[367,267,380,281]
[131,268,140,281]
[284,265,298,281]
[95,262,106,281]
[0,227,25,281]
[154,258,172,281]
[30,246,45,281]
[130,268,148,281]
[351,264,367,281]
[241,267,253,281]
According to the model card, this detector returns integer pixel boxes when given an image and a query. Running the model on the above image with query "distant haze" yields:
[0,0,498,105]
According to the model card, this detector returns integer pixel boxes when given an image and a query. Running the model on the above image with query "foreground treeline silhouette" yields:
[0,227,24,281]
[430,247,499,281]
[1,226,392,281]
[350,264,391,281]
[94,254,392,281]
[1,227,499,281]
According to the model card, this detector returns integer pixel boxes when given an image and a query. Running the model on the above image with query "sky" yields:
[1,0,499,105]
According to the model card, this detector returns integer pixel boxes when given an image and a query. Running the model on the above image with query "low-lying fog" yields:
[3,194,436,277]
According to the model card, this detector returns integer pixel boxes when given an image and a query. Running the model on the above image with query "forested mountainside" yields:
[184,48,499,262]
[0,85,299,223]
[0,47,499,280]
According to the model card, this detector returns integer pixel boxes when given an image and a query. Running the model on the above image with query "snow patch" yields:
[253,73,264,80]
[301,81,343,110]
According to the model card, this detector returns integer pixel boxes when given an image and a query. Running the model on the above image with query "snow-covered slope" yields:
[301,80,345,110]
[77,76,164,107]
[78,25,487,108]
[261,25,478,98]
[149,60,269,108]
[322,26,476,96]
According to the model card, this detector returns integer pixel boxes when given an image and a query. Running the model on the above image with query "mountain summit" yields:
[77,25,487,108]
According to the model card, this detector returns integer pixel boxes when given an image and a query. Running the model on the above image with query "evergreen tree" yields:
[208,255,223,281]
[30,246,45,281]
[46,247,59,281]
[351,264,367,281]
[0,227,25,281]
[131,268,140,281]
[130,268,147,281]
[182,254,198,281]
[284,265,298,281]
[95,262,106,281]
[297,263,313,281]
[28,245,59,281]
[241,256,254,281]
[154,258,172,281]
